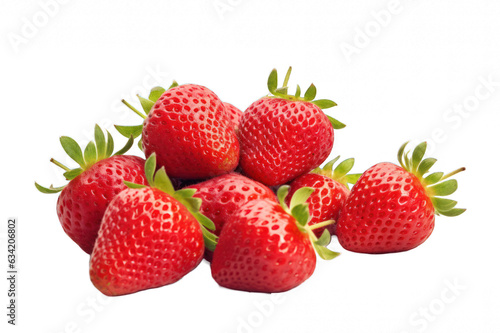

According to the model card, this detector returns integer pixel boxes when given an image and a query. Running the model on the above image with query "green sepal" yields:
[114,124,143,139]
[83,141,97,166]
[397,141,410,168]
[149,86,166,102]
[438,208,466,217]
[295,85,301,98]
[410,142,427,172]
[138,95,154,115]
[264,67,344,129]
[431,197,457,212]
[333,158,355,179]
[193,212,215,231]
[153,167,175,195]
[201,226,218,252]
[315,229,331,247]
[168,81,179,89]
[304,84,317,101]
[312,99,337,109]
[174,188,197,198]
[138,137,144,152]
[124,181,147,189]
[396,141,465,218]
[427,179,458,197]
[35,182,65,194]
[144,153,157,186]
[182,197,202,213]
[313,156,359,187]
[60,136,85,168]
[105,131,114,158]
[63,168,83,180]
[113,135,134,156]
[424,172,444,185]
[417,158,437,178]
[277,185,291,212]
[313,243,341,260]
[345,174,362,185]
[291,203,310,227]
[267,69,278,93]
[289,187,314,210]
[322,156,340,172]
[94,125,107,160]
[327,115,346,129]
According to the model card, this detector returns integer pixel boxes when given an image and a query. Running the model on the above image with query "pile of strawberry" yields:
[36,68,465,296]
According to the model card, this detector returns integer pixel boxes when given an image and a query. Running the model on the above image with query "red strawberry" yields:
[336,142,466,254]
[36,125,147,254]
[238,67,345,186]
[187,173,277,261]
[286,157,361,237]
[223,102,243,132]
[90,154,216,296]
[115,83,239,179]
[211,186,339,293]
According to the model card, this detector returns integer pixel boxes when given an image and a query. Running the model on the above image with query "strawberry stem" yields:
[309,220,335,231]
[121,99,147,120]
[50,158,70,171]
[441,167,466,181]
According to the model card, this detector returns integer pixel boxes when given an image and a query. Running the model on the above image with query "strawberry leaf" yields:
[60,136,85,168]
[149,86,166,102]
[144,154,156,186]
[113,135,134,156]
[94,125,106,160]
[267,69,278,93]
[153,167,175,195]
[138,95,154,114]
[313,243,340,260]
[327,116,346,129]
[63,168,83,180]
[291,203,309,227]
[315,229,332,247]
[83,141,97,166]
[427,179,458,196]
[304,84,317,101]
[124,181,147,189]
[312,99,337,109]
[290,187,314,209]
[105,131,114,158]
[35,183,65,194]
[114,125,143,139]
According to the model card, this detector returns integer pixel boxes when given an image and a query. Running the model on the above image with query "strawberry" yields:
[223,102,243,132]
[35,125,147,254]
[90,154,216,296]
[286,157,361,237]
[238,67,345,186]
[336,142,466,254]
[115,83,239,179]
[211,186,339,293]
[186,173,277,261]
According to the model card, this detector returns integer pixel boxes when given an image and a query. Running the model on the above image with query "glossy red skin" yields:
[287,173,350,237]
[90,187,204,296]
[211,200,316,293]
[142,84,240,179]
[187,173,277,261]
[56,155,147,254]
[223,102,243,132]
[238,97,334,186]
[336,163,435,254]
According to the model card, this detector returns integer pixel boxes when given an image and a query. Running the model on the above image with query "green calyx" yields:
[266,67,345,130]
[35,125,134,194]
[311,156,362,188]
[124,154,217,251]
[276,185,340,260]
[115,81,178,152]
[397,141,466,217]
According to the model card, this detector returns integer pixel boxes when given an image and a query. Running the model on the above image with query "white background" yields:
[1,0,499,332]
